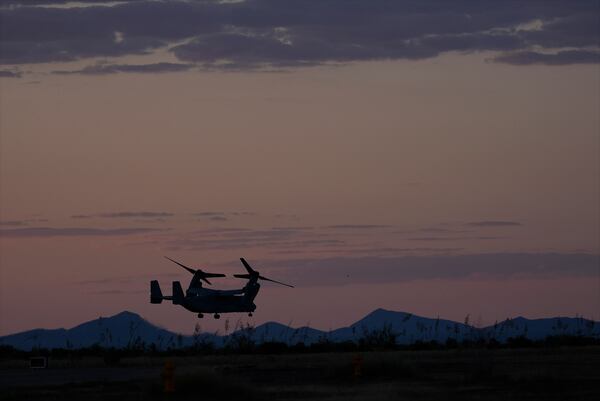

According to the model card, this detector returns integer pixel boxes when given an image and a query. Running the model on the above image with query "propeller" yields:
[164,256,225,285]
[233,258,294,288]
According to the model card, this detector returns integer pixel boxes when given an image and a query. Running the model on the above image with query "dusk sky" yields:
[0,0,598,336]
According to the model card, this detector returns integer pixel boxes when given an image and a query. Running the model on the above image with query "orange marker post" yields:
[352,354,363,378]
[162,360,175,393]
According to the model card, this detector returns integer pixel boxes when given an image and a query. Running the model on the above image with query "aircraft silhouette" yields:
[150,257,293,319]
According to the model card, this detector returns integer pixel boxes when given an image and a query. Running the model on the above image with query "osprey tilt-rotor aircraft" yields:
[150,257,293,319]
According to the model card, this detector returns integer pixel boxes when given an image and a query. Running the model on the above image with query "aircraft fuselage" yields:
[181,294,257,313]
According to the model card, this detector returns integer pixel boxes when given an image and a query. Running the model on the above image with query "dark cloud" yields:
[271,226,314,230]
[0,0,138,4]
[71,214,92,219]
[0,35,164,65]
[466,221,522,227]
[291,239,344,247]
[261,253,600,286]
[0,220,27,226]
[325,224,392,229]
[194,212,228,221]
[416,227,471,234]
[195,211,255,216]
[408,236,505,241]
[493,50,600,66]
[272,246,464,256]
[0,69,22,77]
[0,218,48,225]
[408,237,465,241]
[275,213,297,219]
[342,247,464,255]
[519,13,599,48]
[408,236,508,241]
[98,211,174,218]
[0,227,167,238]
[171,229,298,250]
[71,211,174,219]
[195,211,255,220]
[169,226,338,251]
[194,212,226,217]
[190,227,251,234]
[53,62,195,75]
[1,1,597,68]
[0,1,220,64]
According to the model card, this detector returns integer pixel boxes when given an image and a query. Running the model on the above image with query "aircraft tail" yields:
[151,280,174,304]
[150,280,163,304]
[172,281,185,305]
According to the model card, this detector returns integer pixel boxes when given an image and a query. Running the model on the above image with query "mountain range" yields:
[1,309,598,351]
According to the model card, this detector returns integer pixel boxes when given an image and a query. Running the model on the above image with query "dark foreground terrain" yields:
[1,347,599,400]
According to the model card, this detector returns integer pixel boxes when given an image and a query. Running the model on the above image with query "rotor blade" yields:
[258,275,294,288]
[201,277,211,285]
[240,258,256,274]
[200,272,226,278]
[164,256,196,274]
[233,274,252,279]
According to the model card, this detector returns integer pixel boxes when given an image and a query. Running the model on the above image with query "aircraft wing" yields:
[190,287,245,296]
[213,289,245,296]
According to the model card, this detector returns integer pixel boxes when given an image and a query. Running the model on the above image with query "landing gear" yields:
[248,312,253,317]
[213,313,220,319]
[197,313,203,318]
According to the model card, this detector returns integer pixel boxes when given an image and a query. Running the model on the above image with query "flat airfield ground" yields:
[1,347,599,400]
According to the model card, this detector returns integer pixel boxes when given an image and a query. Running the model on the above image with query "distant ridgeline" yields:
[1,309,599,351]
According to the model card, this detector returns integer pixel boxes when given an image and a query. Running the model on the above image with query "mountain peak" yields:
[371,308,399,315]
[350,308,411,328]
[364,308,410,319]
[110,311,142,320]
